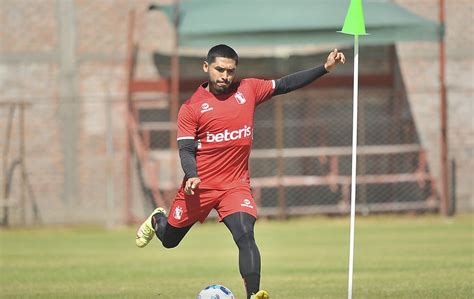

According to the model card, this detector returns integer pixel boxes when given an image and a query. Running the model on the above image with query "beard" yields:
[210,80,232,95]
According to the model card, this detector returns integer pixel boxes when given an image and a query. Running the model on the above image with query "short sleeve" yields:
[177,103,197,140]
[247,78,275,105]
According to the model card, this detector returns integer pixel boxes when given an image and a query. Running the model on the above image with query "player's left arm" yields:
[273,49,345,96]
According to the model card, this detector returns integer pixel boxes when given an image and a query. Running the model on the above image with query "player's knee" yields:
[162,240,179,248]
[235,231,256,249]
[161,238,181,248]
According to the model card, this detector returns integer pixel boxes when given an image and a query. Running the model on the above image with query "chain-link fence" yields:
[137,45,438,218]
[1,47,439,226]
[250,87,436,216]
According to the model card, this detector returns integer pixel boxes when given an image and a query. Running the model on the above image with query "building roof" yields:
[158,0,441,48]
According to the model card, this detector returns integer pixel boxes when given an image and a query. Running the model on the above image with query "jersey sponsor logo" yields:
[173,206,183,220]
[234,92,247,104]
[201,103,214,113]
[206,125,252,143]
[240,199,254,209]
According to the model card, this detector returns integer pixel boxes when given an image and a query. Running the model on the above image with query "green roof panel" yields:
[160,0,441,47]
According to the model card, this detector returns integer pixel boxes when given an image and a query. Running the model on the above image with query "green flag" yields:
[340,0,368,35]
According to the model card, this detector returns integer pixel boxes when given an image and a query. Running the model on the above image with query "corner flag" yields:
[338,1,368,299]
[340,0,367,36]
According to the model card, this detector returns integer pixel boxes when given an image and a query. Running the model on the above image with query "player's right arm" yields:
[177,103,201,195]
[178,139,201,195]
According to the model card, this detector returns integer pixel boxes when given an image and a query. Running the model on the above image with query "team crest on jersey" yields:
[201,103,213,113]
[173,206,183,220]
[234,92,247,104]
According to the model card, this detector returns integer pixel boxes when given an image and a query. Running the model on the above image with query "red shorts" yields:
[167,184,258,228]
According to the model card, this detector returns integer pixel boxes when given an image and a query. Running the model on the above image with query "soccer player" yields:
[136,44,345,299]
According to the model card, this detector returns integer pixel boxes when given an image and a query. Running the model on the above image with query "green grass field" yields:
[1,214,472,298]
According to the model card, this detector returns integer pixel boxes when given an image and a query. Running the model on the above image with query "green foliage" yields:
[1,215,472,298]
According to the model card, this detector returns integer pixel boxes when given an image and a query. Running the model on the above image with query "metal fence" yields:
[0,48,440,227]
[250,88,437,216]
[131,47,438,219]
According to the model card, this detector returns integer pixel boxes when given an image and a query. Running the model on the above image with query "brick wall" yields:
[395,0,474,211]
[1,0,472,225]
[0,0,175,225]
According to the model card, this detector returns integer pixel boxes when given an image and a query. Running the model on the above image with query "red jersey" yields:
[177,78,275,189]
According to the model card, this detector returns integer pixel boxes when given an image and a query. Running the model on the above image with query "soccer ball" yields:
[197,284,235,299]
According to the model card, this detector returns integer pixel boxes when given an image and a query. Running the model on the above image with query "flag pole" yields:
[348,34,359,299]
[338,1,366,297]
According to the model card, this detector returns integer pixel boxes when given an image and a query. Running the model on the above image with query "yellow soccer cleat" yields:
[135,207,166,248]
[251,290,270,299]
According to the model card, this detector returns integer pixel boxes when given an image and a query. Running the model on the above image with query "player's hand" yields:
[324,48,346,72]
[184,177,201,195]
